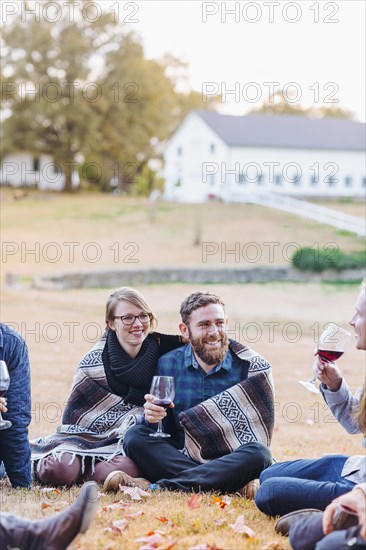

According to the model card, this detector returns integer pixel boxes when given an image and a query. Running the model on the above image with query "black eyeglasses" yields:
[113,313,152,326]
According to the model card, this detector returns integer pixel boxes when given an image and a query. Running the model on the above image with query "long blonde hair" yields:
[355,279,366,433]
[357,385,366,434]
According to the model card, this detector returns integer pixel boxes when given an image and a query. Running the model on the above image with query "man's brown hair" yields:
[180,291,225,325]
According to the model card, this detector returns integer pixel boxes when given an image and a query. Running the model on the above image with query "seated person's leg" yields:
[289,513,325,550]
[36,453,83,486]
[123,424,197,482]
[255,477,354,516]
[260,455,349,484]
[87,456,142,483]
[157,441,272,493]
[315,526,366,550]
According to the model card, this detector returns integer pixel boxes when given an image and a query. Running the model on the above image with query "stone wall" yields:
[22,267,366,290]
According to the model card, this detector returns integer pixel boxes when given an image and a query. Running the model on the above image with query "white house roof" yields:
[196,111,366,151]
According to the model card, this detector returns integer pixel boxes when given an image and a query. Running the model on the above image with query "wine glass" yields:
[0,361,12,430]
[149,375,175,438]
[299,323,351,394]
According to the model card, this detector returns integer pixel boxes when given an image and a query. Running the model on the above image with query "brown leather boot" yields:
[0,481,98,550]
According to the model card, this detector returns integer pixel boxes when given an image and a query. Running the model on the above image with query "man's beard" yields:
[190,331,229,366]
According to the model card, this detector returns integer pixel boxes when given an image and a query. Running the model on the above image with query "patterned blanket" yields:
[30,338,142,473]
[179,349,274,463]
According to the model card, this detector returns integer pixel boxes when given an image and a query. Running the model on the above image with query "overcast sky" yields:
[2,1,365,121]
[131,0,365,121]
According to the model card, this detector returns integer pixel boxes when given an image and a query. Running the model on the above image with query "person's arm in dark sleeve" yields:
[0,335,32,487]
[154,333,185,356]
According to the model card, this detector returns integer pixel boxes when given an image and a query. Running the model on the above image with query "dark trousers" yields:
[123,424,272,493]
[290,513,366,550]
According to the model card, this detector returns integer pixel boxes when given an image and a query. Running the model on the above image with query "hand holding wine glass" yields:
[149,376,175,438]
[0,360,12,430]
[299,323,351,394]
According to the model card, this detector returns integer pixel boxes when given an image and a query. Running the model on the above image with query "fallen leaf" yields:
[229,515,256,538]
[125,510,145,519]
[136,532,165,548]
[38,487,62,494]
[213,517,226,526]
[120,485,151,500]
[221,496,232,506]
[211,495,230,509]
[156,516,169,523]
[40,500,53,509]
[102,501,130,512]
[187,493,203,509]
[111,519,129,533]
[189,545,223,550]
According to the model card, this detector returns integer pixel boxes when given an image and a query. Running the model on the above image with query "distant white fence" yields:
[229,193,365,237]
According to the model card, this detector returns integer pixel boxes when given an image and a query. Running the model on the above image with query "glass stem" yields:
[156,420,163,434]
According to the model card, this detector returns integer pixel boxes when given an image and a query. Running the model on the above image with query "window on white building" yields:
[362,177,366,187]
[327,176,337,187]
[256,174,263,185]
[209,174,215,186]
[177,147,182,156]
[293,176,301,186]
[310,175,318,186]
[210,143,215,154]
[33,158,40,172]
[275,174,282,186]
[344,177,352,187]
[238,173,246,185]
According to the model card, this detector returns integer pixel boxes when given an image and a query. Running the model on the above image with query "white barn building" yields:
[163,111,366,203]
[0,152,79,191]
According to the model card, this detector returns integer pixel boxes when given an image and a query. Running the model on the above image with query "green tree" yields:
[1,2,220,193]
[1,1,120,191]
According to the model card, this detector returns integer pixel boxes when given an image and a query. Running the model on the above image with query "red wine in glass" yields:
[317,350,344,362]
[299,323,351,394]
[152,398,172,410]
[0,361,12,430]
[149,376,175,438]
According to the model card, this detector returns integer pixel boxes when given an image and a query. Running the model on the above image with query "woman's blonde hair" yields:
[355,279,365,433]
[105,287,157,331]
[357,385,366,434]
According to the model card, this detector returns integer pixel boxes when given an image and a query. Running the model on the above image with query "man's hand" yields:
[143,393,174,424]
[0,397,7,413]
[312,355,342,391]
[323,488,366,539]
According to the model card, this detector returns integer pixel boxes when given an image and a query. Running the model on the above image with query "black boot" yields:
[0,481,98,550]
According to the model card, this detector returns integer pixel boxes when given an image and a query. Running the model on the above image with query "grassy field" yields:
[1,192,365,549]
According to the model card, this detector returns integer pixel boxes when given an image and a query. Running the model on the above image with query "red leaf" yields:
[187,493,203,509]
[211,496,228,509]
[40,500,53,510]
[156,516,169,523]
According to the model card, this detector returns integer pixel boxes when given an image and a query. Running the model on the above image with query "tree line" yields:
[1,0,219,192]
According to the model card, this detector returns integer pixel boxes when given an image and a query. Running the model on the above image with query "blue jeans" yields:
[124,424,272,493]
[255,455,355,516]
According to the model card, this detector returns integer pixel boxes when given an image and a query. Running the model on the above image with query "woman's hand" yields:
[323,488,366,538]
[312,355,342,391]
[143,393,174,424]
[0,397,8,413]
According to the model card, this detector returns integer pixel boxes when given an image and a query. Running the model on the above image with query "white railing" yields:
[228,193,365,237]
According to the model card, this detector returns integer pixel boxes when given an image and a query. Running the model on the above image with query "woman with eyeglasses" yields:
[31,287,185,487]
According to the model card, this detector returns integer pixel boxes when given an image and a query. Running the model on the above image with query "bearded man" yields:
[104,291,273,494]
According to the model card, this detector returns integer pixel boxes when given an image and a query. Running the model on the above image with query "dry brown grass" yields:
[0,192,364,549]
